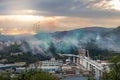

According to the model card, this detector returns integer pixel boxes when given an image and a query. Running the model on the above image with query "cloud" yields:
[94,0,120,10]
[0,15,119,35]
[0,0,120,34]
[0,0,120,18]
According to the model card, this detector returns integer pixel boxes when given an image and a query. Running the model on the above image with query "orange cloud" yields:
[0,15,120,35]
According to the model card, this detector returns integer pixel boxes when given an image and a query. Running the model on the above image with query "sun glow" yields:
[2,31,36,35]
[0,15,63,22]
[7,15,45,22]
[109,0,120,10]
[94,0,120,11]
[0,15,64,35]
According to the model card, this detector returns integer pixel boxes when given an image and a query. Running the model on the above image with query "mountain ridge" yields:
[0,26,120,54]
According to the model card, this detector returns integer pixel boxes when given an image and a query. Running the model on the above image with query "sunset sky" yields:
[0,0,120,35]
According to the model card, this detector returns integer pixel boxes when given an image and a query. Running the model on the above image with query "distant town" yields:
[0,41,111,80]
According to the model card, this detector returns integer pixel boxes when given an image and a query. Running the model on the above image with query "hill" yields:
[0,26,120,60]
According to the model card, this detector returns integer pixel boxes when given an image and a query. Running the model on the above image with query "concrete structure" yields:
[0,59,8,63]
[0,62,26,71]
[0,64,15,70]
[29,58,61,73]
[61,64,72,71]
[14,62,26,67]
[16,67,26,73]
[59,52,108,80]
[10,52,23,56]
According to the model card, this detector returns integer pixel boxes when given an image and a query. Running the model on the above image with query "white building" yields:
[29,58,62,73]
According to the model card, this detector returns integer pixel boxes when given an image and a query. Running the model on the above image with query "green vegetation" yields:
[102,55,120,80]
[0,72,10,80]
[1,39,118,64]
[49,42,59,59]
[0,70,60,80]
[85,40,120,60]
[3,53,50,64]
[0,43,50,64]
[47,42,78,60]
[14,70,60,80]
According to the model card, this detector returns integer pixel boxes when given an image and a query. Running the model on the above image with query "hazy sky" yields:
[0,0,120,35]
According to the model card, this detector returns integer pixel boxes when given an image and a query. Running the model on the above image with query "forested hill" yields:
[0,26,120,61]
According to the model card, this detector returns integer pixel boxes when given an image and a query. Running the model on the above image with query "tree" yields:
[0,72,10,80]
[49,42,60,59]
[14,70,60,80]
[70,45,78,55]
[102,55,120,80]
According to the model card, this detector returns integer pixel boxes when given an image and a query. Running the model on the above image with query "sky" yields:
[0,0,120,35]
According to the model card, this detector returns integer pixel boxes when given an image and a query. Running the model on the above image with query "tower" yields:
[78,49,86,56]
[33,22,41,33]
[86,50,90,58]
[78,49,90,58]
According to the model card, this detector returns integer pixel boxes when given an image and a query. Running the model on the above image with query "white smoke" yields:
[21,37,46,55]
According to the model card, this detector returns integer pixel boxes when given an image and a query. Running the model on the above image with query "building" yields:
[78,49,90,57]
[61,64,71,71]
[16,67,26,73]
[0,59,8,63]
[0,64,15,71]
[10,52,23,56]
[29,58,61,73]
[0,62,27,74]
[14,62,26,67]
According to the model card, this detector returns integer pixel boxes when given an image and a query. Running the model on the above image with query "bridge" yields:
[59,53,105,80]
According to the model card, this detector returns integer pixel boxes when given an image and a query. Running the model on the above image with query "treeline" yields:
[0,70,60,80]
[0,40,120,64]
[102,55,120,80]
[1,53,50,64]
[0,43,50,64]
[85,40,120,60]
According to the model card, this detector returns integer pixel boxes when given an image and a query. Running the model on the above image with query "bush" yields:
[14,70,60,80]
